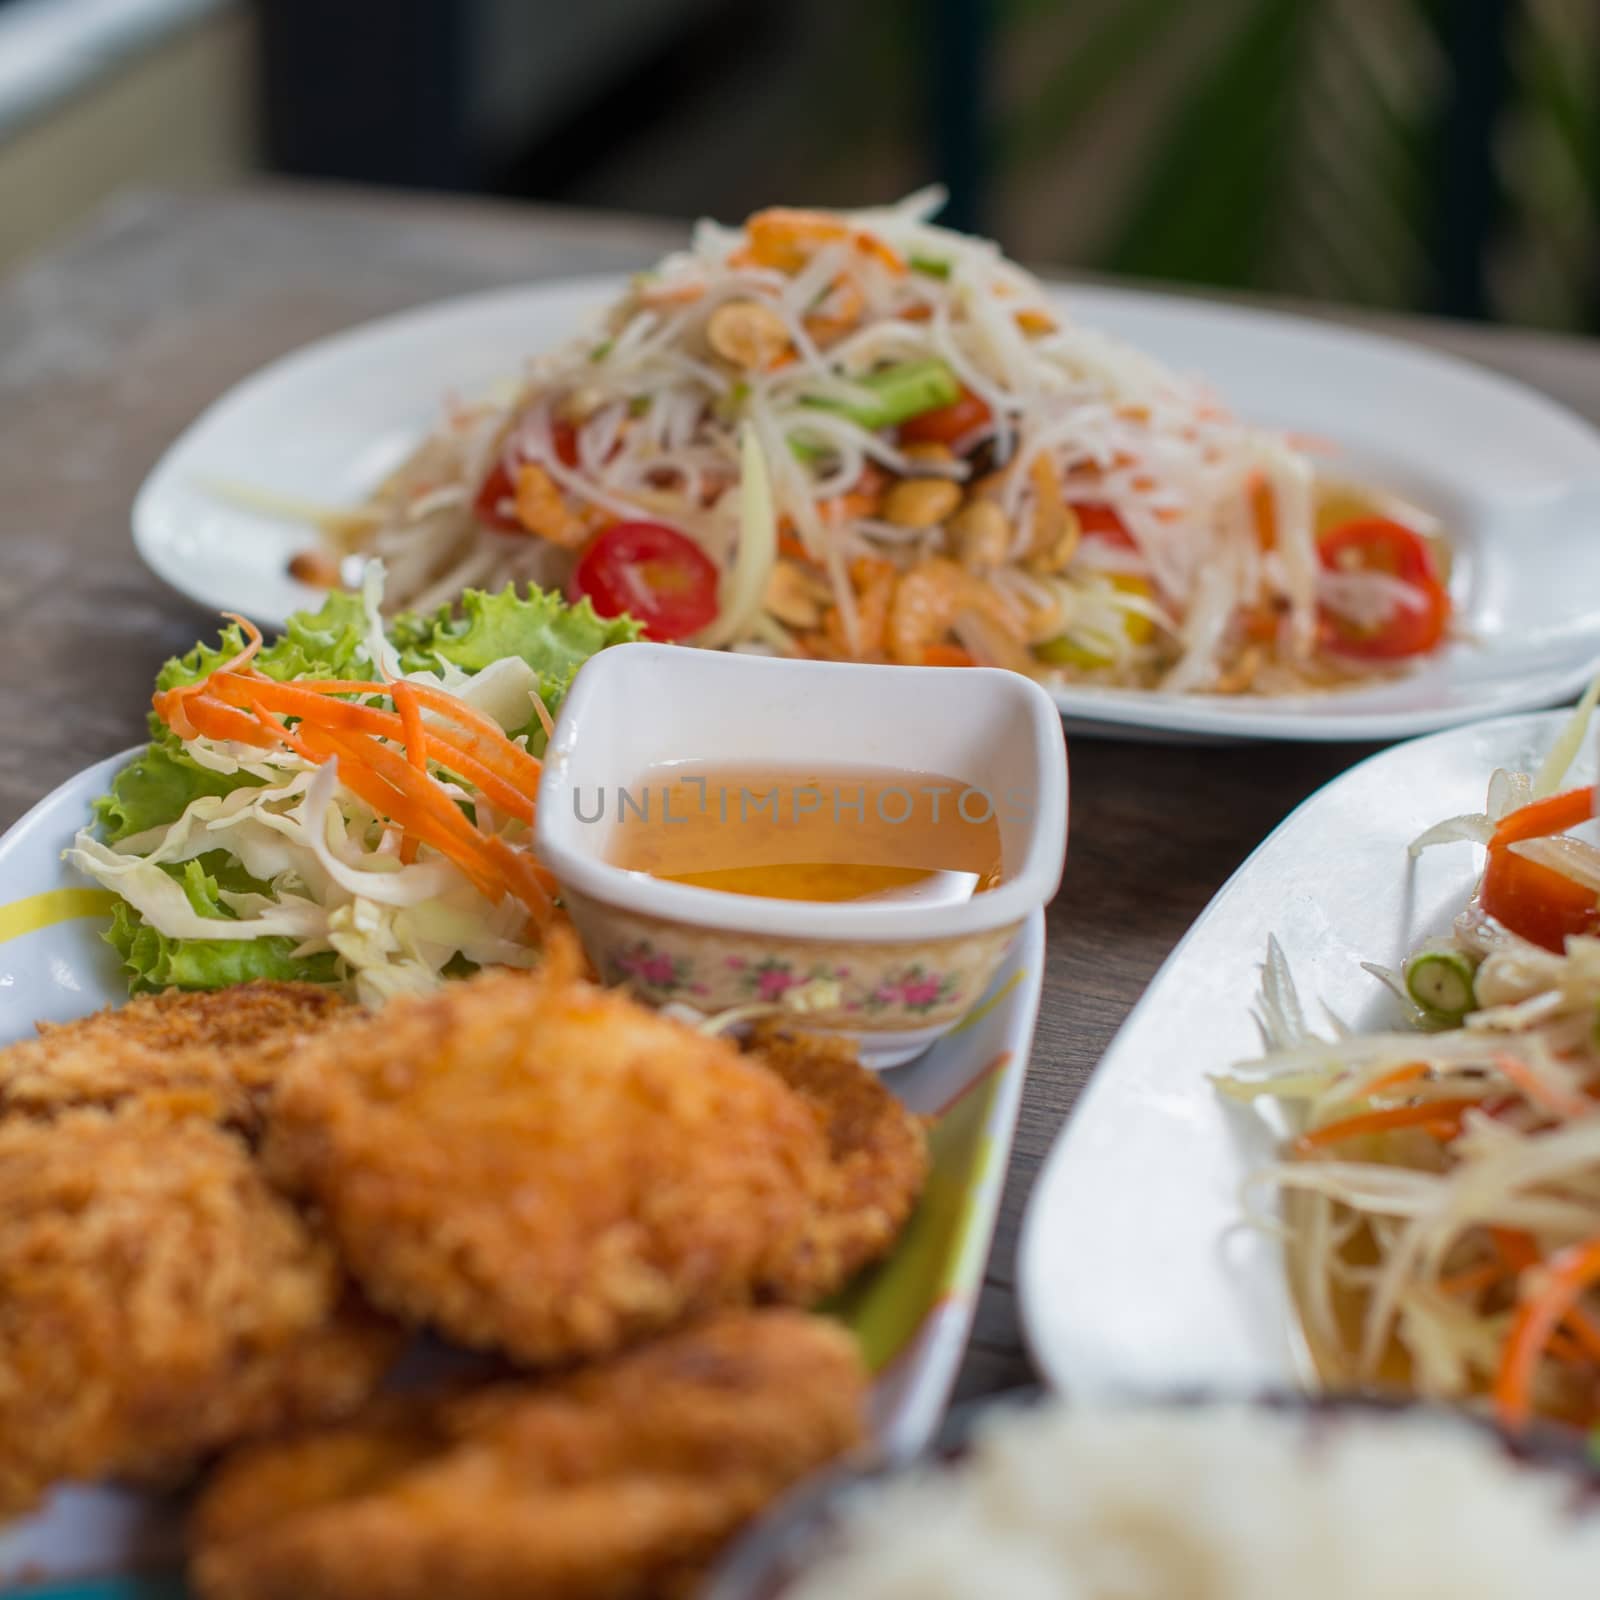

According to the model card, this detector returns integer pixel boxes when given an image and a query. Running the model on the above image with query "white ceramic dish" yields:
[1017,706,1587,1399]
[133,278,1600,745]
[536,642,1067,1068]
[0,751,1046,1594]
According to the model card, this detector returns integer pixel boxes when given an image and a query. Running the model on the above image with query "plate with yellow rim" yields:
[0,749,1042,1597]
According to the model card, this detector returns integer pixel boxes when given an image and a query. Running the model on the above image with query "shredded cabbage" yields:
[75,573,634,1002]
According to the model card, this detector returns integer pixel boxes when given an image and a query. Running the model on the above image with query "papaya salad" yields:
[67,577,637,1005]
[293,192,1453,695]
[1220,686,1600,1431]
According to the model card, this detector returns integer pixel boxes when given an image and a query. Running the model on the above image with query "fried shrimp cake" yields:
[0,1100,396,1516]
[190,1309,868,1600]
[265,949,835,1365]
[0,982,349,1135]
[744,1024,930,1301]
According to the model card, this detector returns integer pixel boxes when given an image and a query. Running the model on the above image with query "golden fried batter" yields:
[0,1100,396,1516]
[190,1309,868,1600]
[0,982,348,1135]
[264,947,835,1366]
[745,1024,930,1302]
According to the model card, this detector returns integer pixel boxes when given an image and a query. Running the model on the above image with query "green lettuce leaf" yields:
[93,731,262,844]
[397,586,641,738]
[104,854,340,993]
[106,903,340,992]
[157,590,375,692]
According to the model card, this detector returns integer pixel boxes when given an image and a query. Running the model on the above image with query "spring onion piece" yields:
[802,358,961,431]
[909,254,952,279]
[1404,949,1479,1023]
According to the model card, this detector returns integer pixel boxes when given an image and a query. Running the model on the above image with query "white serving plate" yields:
[133,279,1600,744]
[0,753,1043,1594]
[1018,707,1587,1397]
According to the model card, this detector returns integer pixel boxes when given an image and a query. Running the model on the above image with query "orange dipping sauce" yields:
[604,764,1005,905]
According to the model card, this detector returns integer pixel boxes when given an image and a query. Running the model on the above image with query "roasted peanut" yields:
[706,299,791,369]
[901,441,958,470]
[948,499,1012,570]
[554,385,607,424]
[763,560,831,629]
[1212,645,1263,695]
[882,478,962,529]
[1021,454,1080,574]
[1023,502,1083,576]
[288,548,343,589]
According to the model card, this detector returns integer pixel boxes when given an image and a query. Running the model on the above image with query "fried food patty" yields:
[264,950,836,1366]
[0,1099,396,1516]
[0,982,349,1135]
[262,929,931,1366]
[744,1024,930,1302]
[190,1309,868,1600]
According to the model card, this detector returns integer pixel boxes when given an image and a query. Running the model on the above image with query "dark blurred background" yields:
[2,0,1596,329]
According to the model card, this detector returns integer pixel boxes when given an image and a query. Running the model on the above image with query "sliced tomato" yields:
[1072,502,1137,550]
[1316,516,1450,660]
[472,459,521,532]
[1479,786,1600,952]
[550,420,580,468]
[898,387,991,446]
[570,521,720,641]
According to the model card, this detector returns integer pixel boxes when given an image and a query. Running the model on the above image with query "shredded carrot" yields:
[1492,1228,1600,1366]
[152,614,266,737]
[1249,471,1277,551]
[1492,787,1596,848]
[921,644,975,668]
[391,681,427,864]
[1435,1259,1508,1299]
[200,675,538,825]
[1494,1235,1600,1429]
[159,690,279,748]
[1363,1061,1430,1097]
[397,681,545,795]
[1494,1051,1592,1121]
[1293,1097,1484,1154]
[299,722,512,909]
[150,642,553,926]
[528,689,555,745]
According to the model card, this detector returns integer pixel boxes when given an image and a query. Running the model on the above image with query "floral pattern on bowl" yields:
[564,888,1020,1034]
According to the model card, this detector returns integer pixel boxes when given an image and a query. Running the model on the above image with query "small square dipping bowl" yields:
[536,644,1068,1068]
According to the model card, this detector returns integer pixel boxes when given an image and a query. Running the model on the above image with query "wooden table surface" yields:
[4,183,1600,1402]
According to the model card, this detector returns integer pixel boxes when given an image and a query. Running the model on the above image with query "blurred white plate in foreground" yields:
[1018,708,1588,1395]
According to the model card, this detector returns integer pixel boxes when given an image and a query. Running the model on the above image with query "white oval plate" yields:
[134,278,1600,742]
[0,754,1043,1592]
[1018,707,1586,1396]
